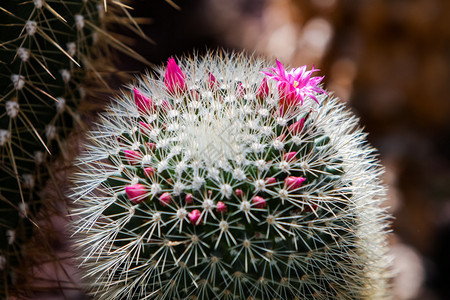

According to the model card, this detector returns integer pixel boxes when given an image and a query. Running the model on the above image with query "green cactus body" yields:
[0,0,146,295]
[71,53,391,299]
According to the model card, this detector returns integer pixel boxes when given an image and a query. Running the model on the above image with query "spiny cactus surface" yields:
[0,0,146,295]
[71,53,391,299]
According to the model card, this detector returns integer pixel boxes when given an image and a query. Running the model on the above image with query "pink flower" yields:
[235,189,243,198]
[159,192,172,206]
[161,99,172,111]
[139,121,153,134]
[133,87,154,113]
[125,184,147,204]
[236,82,245,98]
[208,72,217,90]
[185,193,193,204]
[216,201,227,213]
[284,176,306,191]
[144,167,155,178]
[146,142,156,151]
[276,134,286,141]
[256,77,269,100]
[262,60,326,107]
[288,118,305,135]
[265,177,276,185]
[124,150,142,165]
[164,57,187,95]
[252,196,266,208]
[283,151,297,162]
[188,209,202,225]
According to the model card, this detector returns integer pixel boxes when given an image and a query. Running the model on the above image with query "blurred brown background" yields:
[31,0,450,299]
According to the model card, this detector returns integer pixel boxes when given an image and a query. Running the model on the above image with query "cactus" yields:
[0,0,148,296]
[70,52,391,299]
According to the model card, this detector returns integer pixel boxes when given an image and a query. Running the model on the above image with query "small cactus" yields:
[71,52,391,299]
[0,0,147,295]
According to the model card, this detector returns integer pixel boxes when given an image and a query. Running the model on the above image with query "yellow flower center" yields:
[293,81,299,88]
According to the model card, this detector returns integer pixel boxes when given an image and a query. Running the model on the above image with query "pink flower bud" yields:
[236,82,245,98]
[133,87,154,113]
[288,118,305,135]
[208,72,217,90]
[235,189,243,198]
[303,203,318,212]
[159,192,172,207]
[188,209,202,225]
[139,121,153,134]
[144,167,155,178]
[216,201,227,213]
[146,142,156,150]
[124,150,142,165]
[284,176,306,191]
[256,77,269,100]
[165,57,187,95]
[185,193,193,204]
[125,184,147,204]
[161,99,172,111]
[277,134,286,141]
[265,177,276,185]
[252,196,266,209]
[274,105,287,117]
[283,151,297,162]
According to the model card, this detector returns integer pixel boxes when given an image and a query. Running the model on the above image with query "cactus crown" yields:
[71,52,391,299]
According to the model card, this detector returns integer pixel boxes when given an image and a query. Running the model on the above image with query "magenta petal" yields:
[275,59,287,78]
[125,184,147,204]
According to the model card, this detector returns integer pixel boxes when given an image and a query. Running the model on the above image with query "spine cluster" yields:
[71,53,391,299]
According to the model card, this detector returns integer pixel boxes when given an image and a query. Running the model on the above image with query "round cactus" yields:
[71,53,391,299]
